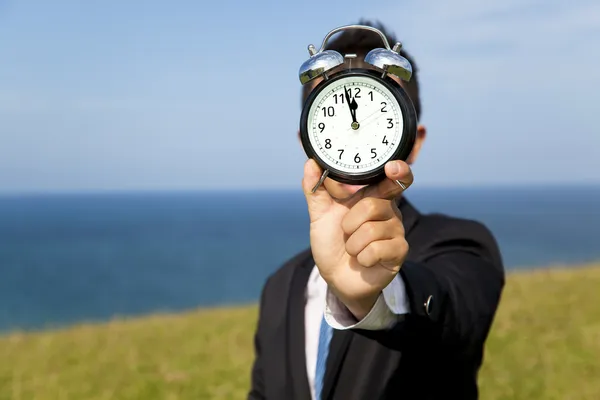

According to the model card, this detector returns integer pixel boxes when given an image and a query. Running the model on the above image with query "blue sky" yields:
[0,0,598,192]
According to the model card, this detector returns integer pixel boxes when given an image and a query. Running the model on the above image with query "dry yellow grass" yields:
[1,264,600,399]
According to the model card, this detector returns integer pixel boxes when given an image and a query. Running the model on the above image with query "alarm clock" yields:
[298,25,417,191]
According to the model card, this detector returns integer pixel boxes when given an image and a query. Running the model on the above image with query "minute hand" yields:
[343,86,358,125]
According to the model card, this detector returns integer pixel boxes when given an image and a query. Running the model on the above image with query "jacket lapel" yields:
[287,251,314,400]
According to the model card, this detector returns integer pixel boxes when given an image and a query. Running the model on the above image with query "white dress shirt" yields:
[304,265,410,400]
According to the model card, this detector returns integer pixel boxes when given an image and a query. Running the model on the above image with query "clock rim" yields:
[299,68,418,186]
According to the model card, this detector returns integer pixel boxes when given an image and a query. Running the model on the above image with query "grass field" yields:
[1,264,600,399]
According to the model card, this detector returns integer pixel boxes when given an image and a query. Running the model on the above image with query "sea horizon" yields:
[0,181,598,197]
[1,185,599,333]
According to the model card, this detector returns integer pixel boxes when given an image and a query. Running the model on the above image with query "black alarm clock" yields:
[298,25,417,191]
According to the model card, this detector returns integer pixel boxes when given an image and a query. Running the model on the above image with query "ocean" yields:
[1,186,599,333]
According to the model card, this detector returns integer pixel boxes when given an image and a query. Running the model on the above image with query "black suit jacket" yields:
[248,197,505,400]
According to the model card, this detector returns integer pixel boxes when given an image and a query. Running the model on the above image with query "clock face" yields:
[306,74,404,175]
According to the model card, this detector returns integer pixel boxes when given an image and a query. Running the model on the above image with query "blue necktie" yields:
[314,315,333,400]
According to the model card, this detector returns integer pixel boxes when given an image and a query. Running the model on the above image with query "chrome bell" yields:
[298,25,413,84]
[298,46,344,85]
[365,42,412,81]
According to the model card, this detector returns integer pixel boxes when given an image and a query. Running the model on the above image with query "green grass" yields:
[1,264,600,399]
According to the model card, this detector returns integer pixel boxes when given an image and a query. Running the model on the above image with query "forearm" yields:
[400,251,505,346]
[325,250,504,348]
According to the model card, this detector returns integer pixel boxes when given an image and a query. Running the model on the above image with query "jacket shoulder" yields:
[410,212,503,266]
[419,212,496,240]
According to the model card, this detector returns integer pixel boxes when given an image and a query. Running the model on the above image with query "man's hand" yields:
[302,159,413,320]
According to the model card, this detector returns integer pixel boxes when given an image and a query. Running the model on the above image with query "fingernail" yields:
[389,161,400,175]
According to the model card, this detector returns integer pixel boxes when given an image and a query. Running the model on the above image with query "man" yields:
[248,20,505,400]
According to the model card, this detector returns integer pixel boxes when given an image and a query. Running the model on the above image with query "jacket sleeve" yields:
[355,217,505,351]
[247,276,271,400]
[399,218,505,347]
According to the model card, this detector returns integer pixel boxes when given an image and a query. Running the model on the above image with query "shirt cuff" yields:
[324,273,410,330]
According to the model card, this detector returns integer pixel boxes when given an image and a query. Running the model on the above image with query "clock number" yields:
[354,153,361,163]
[382,135,389,145]
[368,91,373,101]
[333,94,344,104]
[354,87,361,98]
[322,106,335,117]
[318,122,325,132]
[325,139,332,149]
[381,102,387,112]
[387,118,393,129]
[371,148,377,159]
[338,149,344,159]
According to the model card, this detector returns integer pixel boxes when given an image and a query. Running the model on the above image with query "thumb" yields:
[362,160,414,200]
[302,159,333,222]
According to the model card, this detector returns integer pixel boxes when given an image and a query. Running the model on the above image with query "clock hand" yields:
[346,110,380,132]
[343,86,355,122]
[350,97,358,121]
[344,86,359,130]
[346,107,380,132]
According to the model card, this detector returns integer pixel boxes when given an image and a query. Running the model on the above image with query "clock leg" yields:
[311,168,330,193]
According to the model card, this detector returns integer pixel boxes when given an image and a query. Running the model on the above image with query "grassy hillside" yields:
[1,265,600,399]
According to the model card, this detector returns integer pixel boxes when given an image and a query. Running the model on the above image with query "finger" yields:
[345,219,404,258]
[362,160,414,200]
[341,197,396,236]
[356,237,409,268]
[390,198,403,220]
[302,159,333,222]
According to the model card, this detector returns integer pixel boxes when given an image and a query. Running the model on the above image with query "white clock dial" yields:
[307,75,404,174]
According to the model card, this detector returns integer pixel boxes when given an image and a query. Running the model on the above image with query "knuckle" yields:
[363,221,378,238]
[397,238,409,256]
[361,197,379,216]
[358,245,377,267]
[394,219,405,235]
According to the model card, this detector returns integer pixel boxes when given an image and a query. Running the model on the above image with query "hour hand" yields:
[350,97,358,119]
